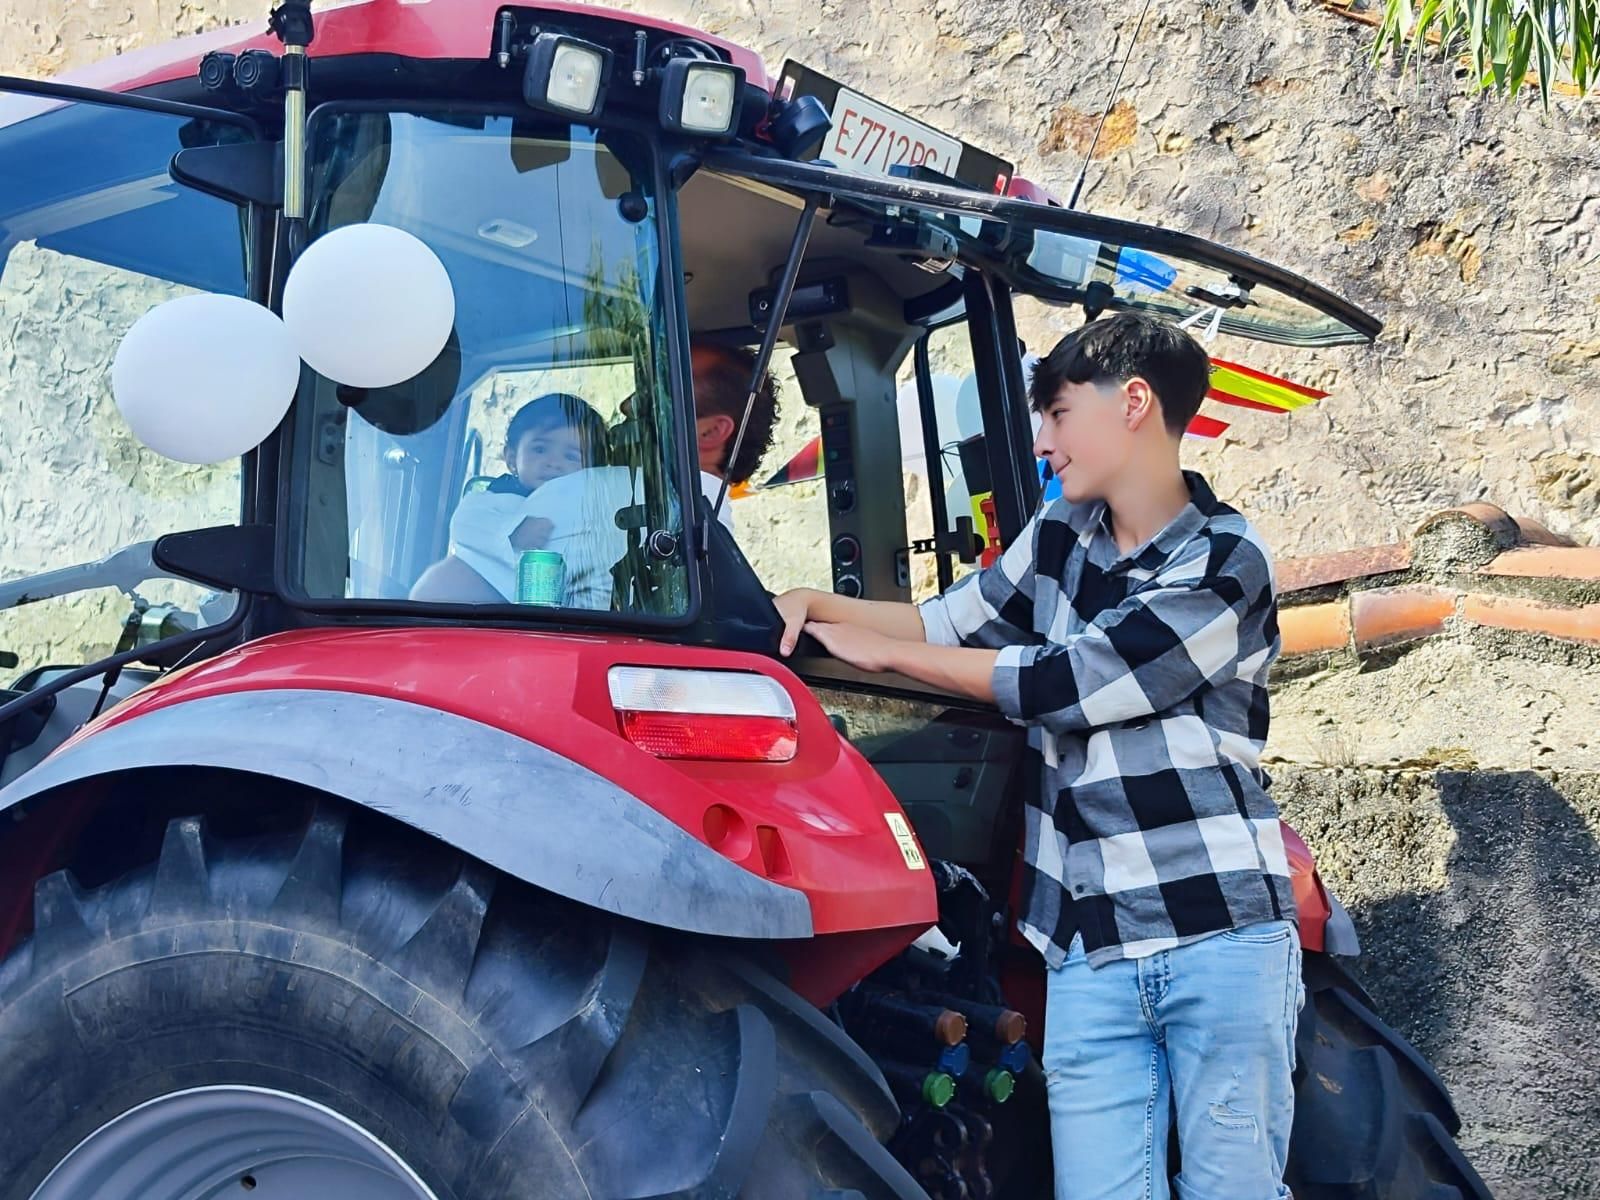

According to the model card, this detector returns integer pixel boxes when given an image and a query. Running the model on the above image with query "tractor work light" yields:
[522,33,612,119]
[659,58,745,137]
[608,666,798,762]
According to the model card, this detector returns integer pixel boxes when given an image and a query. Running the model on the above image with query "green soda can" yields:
[516,549,565,606]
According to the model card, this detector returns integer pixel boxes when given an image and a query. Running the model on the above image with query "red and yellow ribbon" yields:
[1207,358,1328,414]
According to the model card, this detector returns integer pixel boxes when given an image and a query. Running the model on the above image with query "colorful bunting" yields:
[757,435,822,490]
[1185,414,1231,440]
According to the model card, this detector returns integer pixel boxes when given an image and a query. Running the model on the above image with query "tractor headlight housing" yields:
[522,33,612,119]
[659,59,744,138]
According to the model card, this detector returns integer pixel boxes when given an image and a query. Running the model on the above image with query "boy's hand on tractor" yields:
[774,588,815,656]
[802,621,896,672]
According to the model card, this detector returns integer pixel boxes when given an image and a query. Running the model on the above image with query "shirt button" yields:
[1073,885,1087,895]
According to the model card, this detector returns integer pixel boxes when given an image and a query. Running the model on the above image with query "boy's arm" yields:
[994,543,1275,736]
[776,514,1045,657]
[774,590,925,655]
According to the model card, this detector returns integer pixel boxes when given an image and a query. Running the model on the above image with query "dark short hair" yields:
[506,392,610,466]
[692,343,779,485]
[1028,312,1211,438]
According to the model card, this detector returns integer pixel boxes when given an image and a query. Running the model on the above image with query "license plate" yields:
[822,87,965,181]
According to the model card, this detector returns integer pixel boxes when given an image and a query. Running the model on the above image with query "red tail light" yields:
[608,667,798,762]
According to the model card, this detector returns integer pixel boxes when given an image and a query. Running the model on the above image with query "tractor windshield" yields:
[286,108,690,620]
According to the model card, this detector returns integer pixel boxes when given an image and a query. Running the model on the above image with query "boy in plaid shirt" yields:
[775,312,1299,1199]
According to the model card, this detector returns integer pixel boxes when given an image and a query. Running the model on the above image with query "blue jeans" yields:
[1042,922,1303,1200]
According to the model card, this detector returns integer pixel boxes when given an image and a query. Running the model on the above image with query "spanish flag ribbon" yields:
[1207,358,1328,414]
[1185,414,1230,439]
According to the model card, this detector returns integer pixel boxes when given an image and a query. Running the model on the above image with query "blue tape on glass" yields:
[1114,246,1178,295]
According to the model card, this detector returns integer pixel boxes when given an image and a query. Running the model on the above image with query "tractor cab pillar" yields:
[786,272,919,602]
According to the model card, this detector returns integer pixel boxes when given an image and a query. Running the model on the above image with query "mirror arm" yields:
[0,542,181,613]
[0,599,246,732]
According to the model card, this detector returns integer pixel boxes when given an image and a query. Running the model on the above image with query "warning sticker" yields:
[883,812,927,871]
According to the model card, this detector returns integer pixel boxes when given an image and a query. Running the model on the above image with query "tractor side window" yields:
[814,684,1026,871]
[730,348,835,595]
[734,324,992,604]
[0,90,248,721]
[895,320,986,602]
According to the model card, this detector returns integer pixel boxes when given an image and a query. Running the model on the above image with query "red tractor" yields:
[0,4,1488,1197]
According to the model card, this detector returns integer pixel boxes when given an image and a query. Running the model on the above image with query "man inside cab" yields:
[683,341,779,535]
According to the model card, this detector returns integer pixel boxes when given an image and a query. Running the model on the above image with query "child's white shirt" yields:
[449,468,735,606]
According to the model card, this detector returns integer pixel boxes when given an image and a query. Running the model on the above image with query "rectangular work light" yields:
[658,58,745,137]
[523,33,612,119]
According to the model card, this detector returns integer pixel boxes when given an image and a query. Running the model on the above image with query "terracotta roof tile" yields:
[1481,546,1600,580]
[1352,585,1456,649]
[1277,544,1410,595]
[1462,594,1600,643]
[1272,499,1596,661]
[1279,602,1351,656]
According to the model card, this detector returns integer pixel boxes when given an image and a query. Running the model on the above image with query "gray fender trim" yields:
[1322,887,1362,957]
[0,688,814,940]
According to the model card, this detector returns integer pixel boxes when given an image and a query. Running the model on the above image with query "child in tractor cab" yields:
[409,391,612,605]
[410,343,779,607]
[774,312,1298,1200]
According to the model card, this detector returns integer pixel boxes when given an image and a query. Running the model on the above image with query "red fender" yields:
[1282,821,1334,953]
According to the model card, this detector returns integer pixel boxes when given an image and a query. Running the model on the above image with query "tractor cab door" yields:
[902,194,1383,573]
[0,77,264,782]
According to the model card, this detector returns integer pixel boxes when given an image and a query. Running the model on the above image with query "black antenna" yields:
[1067,0,1156,211]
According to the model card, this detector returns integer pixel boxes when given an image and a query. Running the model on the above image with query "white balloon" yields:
[282,223,455,389]
[112,293,301,465]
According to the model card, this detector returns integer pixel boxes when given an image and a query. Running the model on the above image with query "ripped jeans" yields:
[1043,922,1303,1200]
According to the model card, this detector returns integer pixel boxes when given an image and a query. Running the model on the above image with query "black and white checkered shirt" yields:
[919,472,1293,969]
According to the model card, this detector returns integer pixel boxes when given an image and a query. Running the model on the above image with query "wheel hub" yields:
[32,1086,437,1200]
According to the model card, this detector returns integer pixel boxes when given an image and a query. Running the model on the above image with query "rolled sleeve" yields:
[918,595,964,647]
[991,642,1035,721]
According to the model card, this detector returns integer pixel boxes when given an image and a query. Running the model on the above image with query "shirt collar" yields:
[1088,471,1219,574]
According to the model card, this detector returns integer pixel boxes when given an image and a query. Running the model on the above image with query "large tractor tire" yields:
[1288,951,1493,1200]
[0,800,924,1200]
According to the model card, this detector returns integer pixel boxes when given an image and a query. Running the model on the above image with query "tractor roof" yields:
[57,0,771,97]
